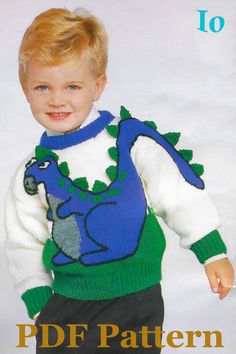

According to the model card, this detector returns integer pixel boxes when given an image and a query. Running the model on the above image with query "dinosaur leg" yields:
[80,246,131,266]
[80,202,146,266]
[76,216,103,255]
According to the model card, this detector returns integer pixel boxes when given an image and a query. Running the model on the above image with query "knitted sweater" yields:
[4,106,227,319]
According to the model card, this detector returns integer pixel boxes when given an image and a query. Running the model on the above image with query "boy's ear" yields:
[93,74,107,101]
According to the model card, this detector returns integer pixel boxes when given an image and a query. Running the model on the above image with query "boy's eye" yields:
[67,85,80,90]
[35,85,48,91]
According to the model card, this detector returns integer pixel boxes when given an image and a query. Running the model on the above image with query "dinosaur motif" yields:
[23,107,204,267]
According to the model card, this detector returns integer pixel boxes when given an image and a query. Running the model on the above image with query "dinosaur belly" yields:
[47,194,81,259]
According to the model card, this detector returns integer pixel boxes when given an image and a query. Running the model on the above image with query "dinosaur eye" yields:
[25,157,37,168]
[39,161,50,169]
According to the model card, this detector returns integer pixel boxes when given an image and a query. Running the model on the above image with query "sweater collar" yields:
[40,108,115,150]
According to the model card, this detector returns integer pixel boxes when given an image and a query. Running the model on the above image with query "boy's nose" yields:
[49,91,65,107]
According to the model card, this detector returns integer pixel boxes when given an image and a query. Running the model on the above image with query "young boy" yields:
[4,7,234,353]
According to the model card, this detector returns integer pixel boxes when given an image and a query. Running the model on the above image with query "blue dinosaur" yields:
[23,116,204,267]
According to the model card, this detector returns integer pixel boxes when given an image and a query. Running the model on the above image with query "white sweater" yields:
[4,106,226,318]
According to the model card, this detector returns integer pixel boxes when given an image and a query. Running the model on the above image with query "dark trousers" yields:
[36,283,164,353]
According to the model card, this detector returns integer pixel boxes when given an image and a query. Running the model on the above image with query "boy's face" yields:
[22,60,106,134]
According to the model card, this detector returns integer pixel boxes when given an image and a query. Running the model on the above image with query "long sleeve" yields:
[4,156,53,319]
[130,136,227,263]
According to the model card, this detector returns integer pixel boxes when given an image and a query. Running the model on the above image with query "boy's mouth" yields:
[46,112,71,120]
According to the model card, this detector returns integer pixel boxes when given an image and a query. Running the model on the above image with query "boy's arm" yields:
[131,136,235,297]
[4,159,53,319]
[131,136,227,262]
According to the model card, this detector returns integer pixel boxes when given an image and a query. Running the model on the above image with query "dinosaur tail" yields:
[116,118,204,190]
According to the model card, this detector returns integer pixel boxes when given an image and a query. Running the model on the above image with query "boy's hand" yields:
[204,258,235,300]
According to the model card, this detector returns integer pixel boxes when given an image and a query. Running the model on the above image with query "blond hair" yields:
[19,8,108,85]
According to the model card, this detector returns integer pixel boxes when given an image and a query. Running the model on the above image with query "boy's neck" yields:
[46,105,100,136]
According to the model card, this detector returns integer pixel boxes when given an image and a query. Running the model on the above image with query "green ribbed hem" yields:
[21,286,53,319]
[190,230,227,264]
[53,263,162,300]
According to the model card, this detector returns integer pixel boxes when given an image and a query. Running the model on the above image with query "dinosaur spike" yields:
[92,180,108,193]
[120,106,132,120]
[178,149,193,162]
[191,163,204,176]
[144,120,157,130]
[108,147,118,161]
[163,132,181,146]
[35,145,59,161]
[73,177,89,190]
[118,170,127,181]
[58,162,70,177]
[106,125,119,138]
[107,188,121,196]
[106,165,117,182]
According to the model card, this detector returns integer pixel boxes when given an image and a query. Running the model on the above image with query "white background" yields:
[0,0,236,353]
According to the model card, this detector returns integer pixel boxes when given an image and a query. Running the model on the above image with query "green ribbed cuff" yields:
[190,230,227,264]
[21,286,53,319]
